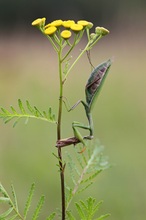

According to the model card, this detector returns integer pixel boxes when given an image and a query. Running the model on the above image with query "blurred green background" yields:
[0,0,146,219]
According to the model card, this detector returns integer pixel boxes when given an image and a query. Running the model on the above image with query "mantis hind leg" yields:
[72,121,90,151]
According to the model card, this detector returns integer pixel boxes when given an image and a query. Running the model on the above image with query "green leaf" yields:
[32,195,45,220]
[66,210,76,220]
[0,99,57,126]
[81,170,101,184]
[75,197,110,220]
[0,196,10,203]
[18,99,26,114]
[0,208,13,219]
[77,182,93,195]
[0,107,11,115]
[7,214,18,220]
[10,106,17,114]
[4,117,15,124]
[12,118,21,128]
[26,100,34,113]
[11,184,18,212]
[85,59,112,110]
[24,183,35,218]
[96,213,110,220]
[46,212,56,220]
[75,202,86,219]
[0,183,9,198]
[34,106,43,117]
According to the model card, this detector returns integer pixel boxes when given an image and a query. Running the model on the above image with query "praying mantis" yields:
[56,59,112,149]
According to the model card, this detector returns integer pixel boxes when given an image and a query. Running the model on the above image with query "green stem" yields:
[63,34,103,82]
[57,48,66,220]
[88,34,103,50]
[61,35,77,63]
[63,42,90,82]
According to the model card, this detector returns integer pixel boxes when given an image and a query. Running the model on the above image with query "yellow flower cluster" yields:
[32,18,90,40]
[31,18,109,42]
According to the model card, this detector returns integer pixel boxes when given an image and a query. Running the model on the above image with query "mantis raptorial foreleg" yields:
[63,97,93,147]
[72,121,91,148]
[56,59,112,149]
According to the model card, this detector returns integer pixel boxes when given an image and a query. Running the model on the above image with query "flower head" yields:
[50,20,63,27]
[70,23,83,32]
[45,23,51,29]
[77,20,89,27]
[61,30,72,39]
[63,20,75,28]
[44,26,57,36]
[31,18,46,28]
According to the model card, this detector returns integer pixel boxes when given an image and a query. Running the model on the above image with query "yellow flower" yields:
[50,20,63,27]
[70,24,83,32]
[77,20,89,27]
[61,30,72,39]
[45,23,51,29]
[63,20,75,28]
[44,26,57,35]
[31,17,46,28]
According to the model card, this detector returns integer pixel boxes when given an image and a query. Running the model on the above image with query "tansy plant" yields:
[0,18,112,220]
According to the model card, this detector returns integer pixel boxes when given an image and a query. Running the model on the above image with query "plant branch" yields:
[63,42,90,82]
[57,48,66,220]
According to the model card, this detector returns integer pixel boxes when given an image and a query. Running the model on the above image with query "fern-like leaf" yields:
[0,208,13,219]
[75,197,110,220]
[7,214,18,220]
[32,195,45,220]
[65,141,110,211]
[0,99,57,127]
[66,210,76,220]
[75,202,85,219]
[18,99,27,114]
[0,196,10,203]
[46,212,56,220]
[96,213,110,220]
[11,184,18,212]
[23,183,35,219]
[0,183,23,220]
[0,183,53,220]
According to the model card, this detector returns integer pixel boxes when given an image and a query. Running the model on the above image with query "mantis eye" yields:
[85,59,112,110]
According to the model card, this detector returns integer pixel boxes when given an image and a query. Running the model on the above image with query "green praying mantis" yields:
[56,59,112,150]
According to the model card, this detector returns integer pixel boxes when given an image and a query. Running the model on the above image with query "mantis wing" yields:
[85,59,112,111]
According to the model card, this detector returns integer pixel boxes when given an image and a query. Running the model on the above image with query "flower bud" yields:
[87,22,93,29]
[95,26,109,36]
[90,33,96,40]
